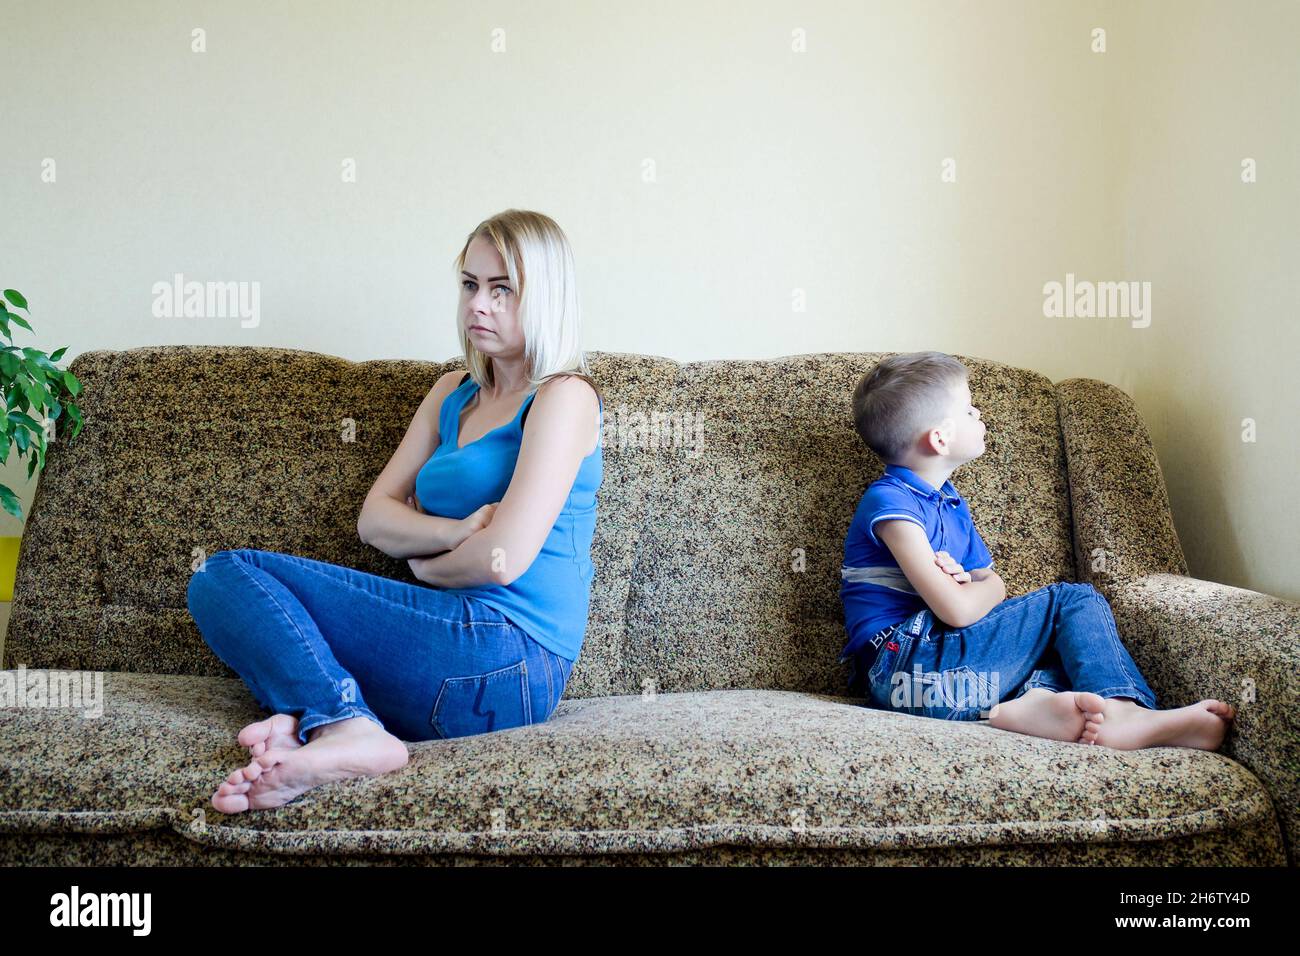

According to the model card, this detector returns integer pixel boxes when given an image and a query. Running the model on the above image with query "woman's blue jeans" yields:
[186,548,572,745]
[850,581,1159,721]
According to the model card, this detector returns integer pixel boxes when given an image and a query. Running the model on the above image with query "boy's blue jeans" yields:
[847,581,1158,721]
[186,549,572,745]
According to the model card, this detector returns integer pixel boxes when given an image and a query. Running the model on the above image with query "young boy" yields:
[838,351,1235,750]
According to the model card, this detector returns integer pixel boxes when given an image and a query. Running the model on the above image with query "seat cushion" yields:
[0,672,1282,862]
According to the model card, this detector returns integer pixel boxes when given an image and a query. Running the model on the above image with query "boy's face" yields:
[930,379,986,462]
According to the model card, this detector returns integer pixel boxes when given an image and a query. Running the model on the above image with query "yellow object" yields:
[0,536,22,602]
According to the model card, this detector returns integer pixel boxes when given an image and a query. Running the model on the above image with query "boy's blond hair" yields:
[852,351,969,463]
[452,209,602,405]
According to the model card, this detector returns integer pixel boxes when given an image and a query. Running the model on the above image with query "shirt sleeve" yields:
[963,524,994,571]
[859,483,928,547]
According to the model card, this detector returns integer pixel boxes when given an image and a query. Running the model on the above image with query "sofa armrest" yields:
[1055,378,1188,584]
[1106,573,1300,865]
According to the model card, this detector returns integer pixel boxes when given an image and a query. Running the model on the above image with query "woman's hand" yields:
[406,494,500,552]
[934,550,972,584]
[407,554,434,584]
[454,502,499,547]
[406,502,500,586]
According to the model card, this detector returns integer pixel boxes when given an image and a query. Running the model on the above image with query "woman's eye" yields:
[462,280,511,296]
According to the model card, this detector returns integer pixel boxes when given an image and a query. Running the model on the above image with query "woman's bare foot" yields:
[212,716,409,814]
[238,713,303,758]
[987,688,1106,743]
[1077,697,1235,751]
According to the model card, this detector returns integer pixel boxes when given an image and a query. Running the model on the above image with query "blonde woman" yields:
[187,210,604,813]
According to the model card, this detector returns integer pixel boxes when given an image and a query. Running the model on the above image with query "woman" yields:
[187,210,604,814]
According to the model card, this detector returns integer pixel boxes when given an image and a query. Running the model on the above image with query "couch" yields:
[1,344,1295,866]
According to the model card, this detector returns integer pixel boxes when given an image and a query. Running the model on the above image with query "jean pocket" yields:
[430,660,532,739]
[938,666,999,720]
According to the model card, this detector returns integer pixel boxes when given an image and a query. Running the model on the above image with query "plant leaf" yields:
[4,290,29,310]
[21,376,46,411]
[0,484,22,520]
[8,410,41,431]
[66,404,84,437]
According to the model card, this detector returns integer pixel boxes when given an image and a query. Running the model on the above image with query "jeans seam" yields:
[520,659,533,726]
[226,551,350,708]
[242,550,476,628]
[542,649,555,715]
[1089,589,1145,695]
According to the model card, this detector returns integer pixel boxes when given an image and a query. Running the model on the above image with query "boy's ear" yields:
[926,418,954,456]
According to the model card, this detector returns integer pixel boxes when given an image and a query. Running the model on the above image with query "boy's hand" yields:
[934,550,972,583]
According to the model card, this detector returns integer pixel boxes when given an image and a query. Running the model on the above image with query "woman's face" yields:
[460,235,524,361]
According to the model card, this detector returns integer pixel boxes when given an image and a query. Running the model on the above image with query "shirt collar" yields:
[883,464,962,507]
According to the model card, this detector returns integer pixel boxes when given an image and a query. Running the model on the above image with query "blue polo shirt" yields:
[839,464,994,664]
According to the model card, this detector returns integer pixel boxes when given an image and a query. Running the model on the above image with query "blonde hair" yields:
[452,209,602,407]
[852,351,969,463]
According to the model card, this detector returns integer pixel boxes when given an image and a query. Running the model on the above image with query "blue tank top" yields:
[414,374,603,662]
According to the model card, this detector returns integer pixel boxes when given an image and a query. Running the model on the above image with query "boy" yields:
[838,351,1235,750]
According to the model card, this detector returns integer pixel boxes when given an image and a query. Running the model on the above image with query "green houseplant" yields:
[0,289,83,520]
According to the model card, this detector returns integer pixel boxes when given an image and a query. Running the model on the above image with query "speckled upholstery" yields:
[1,346,1294,866]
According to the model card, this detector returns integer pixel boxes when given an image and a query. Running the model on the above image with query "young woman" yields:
[187,210,604,814]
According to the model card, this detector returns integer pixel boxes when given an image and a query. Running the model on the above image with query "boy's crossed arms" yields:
[876,520,1005,628]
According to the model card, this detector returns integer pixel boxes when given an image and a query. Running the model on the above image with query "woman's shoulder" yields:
[528,374,602,454]
[532,373,601,417]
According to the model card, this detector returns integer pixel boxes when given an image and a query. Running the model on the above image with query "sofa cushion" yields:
[620,353,1077,696]
[3,347,683,701]
[0,672,1280,861]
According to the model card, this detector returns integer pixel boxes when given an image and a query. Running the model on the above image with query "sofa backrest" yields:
[617,353,1076,697]
[5,347,1076,699]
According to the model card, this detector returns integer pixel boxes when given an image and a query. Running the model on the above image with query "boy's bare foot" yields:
[1077,698,1235,751]
[238,713,303,758]
[987,689,1106,743]
[212,716,409,814]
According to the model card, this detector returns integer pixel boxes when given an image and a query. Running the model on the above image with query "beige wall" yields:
[1108,0,1299,602]
[1,0,1295,662]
